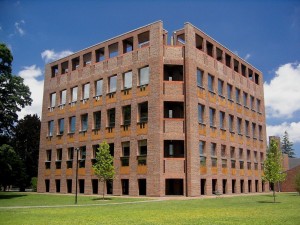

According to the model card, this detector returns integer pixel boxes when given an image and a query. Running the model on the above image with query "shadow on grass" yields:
[257,201,281,204]
[0,193,27,200]
[92,197,112,201]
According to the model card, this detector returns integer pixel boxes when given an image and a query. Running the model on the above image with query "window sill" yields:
[219,94,225,99]
[197,85,205,90]
[229,131,235,134]
[79,130,87,134]
[228,98,234,103]
[198,122,206,126]
[208,90,216,95]
[220,128,226,131]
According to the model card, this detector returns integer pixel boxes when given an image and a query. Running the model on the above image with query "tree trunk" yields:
[103,180,105,200]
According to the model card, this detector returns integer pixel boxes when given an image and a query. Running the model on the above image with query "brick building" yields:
[37,21,268,196]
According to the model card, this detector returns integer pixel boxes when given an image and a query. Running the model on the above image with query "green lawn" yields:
[0,192,299,225]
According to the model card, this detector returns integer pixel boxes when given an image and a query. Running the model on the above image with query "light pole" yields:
[75,147,80,204]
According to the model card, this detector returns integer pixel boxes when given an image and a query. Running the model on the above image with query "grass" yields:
[0,192,299,224]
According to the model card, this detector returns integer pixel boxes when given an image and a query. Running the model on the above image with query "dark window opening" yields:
[212,179,217,194]
[164,101,184,118]
[222,179,227,194]
[72,57,80,71]
[176,34,185,45]
[241,64,246,76]
[164,65,183,81]
[138,102,148,123]
[200,179,206,195]
[96,47,105,62]
[55,179,60,193]
[122,105,131,125]
[234,59,239,72]
[61,61,68,74]
[255,73,259,85]
[138,179,146,195]
[164,140,184,158]
[216,47,223,61]
[123,37,133,53]
[225,54,231,67]
[106,180,113,194]
[92,179,98,194]
[232,179,236,194]
[108,43,118,58]
[165,179,183,195]
[107,108,116,127]
[248,180,252,193]
[255,180,259,192]
[83,52,91,66]
[45,179,50,192]
[79,179,85,194]
[108,143,114,157]
[240,180,244,193]
[248,69,253,80]
[67,179,72,193]
[51,65,58,77]
[195,34,203,50]
[206,41,213,57]
[121,179,129,195]
[138,31,150,48]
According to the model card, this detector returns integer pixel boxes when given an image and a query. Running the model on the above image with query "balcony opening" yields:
[248,69,253,80]
[138,102,148,123]
[55,179,60,193]
[108,43,118,58]
[195,34,203,50]
[51,65,58,77]
[92,179,98,194]
[240,179,244,193]
[96,48,105,62]
[255,180,259,192]
[165,179,183,195]
[123,37,133,53]
[61,61,68,74]
[254,73,259,85]
[232,179,236,193]
[138,179,146,196]
[79,179,84,194]
[67,179,72,193]
[234,59,239,72]
[121,179,129,195]
[222,179,227,194]
[216,47,223,61]
[225,53,231,67]
[138,31,150,48]
[176,33,185,45]
[164,140,184,158]
[200,179,206,195]
[212,179,217,194]
[83,52,91,67]
[45,179,50,192]
[248,180,252,193]
[241,64,246,76]
[206,41,213,57]
[72,57,80,71]
[106,180,113,194]
[164,101,184,118]
[164,64,183,81]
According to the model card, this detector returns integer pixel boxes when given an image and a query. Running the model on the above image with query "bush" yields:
[31,177,37,192]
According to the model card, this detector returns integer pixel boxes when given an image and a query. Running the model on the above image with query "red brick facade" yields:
[37,21,268,196]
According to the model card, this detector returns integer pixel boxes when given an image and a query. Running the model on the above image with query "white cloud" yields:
[267,122,300,144]
[41,49,73,63]
[15,20,25,36]
[264,62,300,118]
[17,65,44,119]
[244,53,251,61]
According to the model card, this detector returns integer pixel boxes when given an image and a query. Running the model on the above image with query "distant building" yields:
[37,21,267,196]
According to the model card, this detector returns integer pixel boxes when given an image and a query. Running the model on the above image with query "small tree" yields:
[263,139,286,203]
[295,172,300,196]
[92,141,115,200]
[281,131,295,158]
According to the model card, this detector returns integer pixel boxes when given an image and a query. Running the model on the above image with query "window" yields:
[95,79,103,97]
[254,151,258,163]
[138,102,148,123]
[209,107,216,127]
[247,162,251,170]
[219,111,225,129]
[50,92,56,108]
[108,43,118,58]
[56,149,62,161]
[208,74,214,92]
[221,145,226,157]
[258,125,263,140]
[260,152,264,162]
[199,141,205,155]
[79,146,86,168]
[239,148,243,159]
[218,79,224,96]
[93,111,101,130]
[257,99,261,113]
[82,83,90,100]
[58,118,64,135]
[231,160,236,169]
[200,156,206,166]
[122,105,131,125]
[197,69,203,87]
[71,86,78,103]
[245,120,249,137]
[121,142,130,167]
[123,37,133,53]
[138,31,150,48]
[229,114,234,132]
[83,53,91,66]
[81,114,88,131]
[230,147,235,158]
[123,71,132,89]
[211,158,217,167]
[46,149,52,161]
[225,53,231,67]
[109,75,117,93]
[48,120,54,136]
[72,57,80,70]
[68,147,74,160]
[227,84,232,100]
[139,140,147,155]
[195,34,203,50]
[234,59,239,72]
[247,150,251,161]
[210,143,216,156]
[206,41,213,57]
[252,123,256,139]
[69,116,76,133]
[216,47,223,61]
[51,65,58,77]
[237,118,242,134]
[139,66,149,86]
[235,88,240,104]
[222,159,227,168]
[250,96,255,110]
[60,90,67,106]
[107,108,115,127]
[240,161,244,169]
[243,92,248,108]
[198,104,204,124]
[95,48,105,62]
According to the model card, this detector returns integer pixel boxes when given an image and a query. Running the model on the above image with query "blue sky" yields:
[1,0,300,156]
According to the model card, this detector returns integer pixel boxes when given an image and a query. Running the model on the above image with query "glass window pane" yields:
[197,69,203,87]
[140,66,149,85]
[61,90,66,105]
[51,93,56,107]
[96,80,103,96]
[109,76,117,93]
[124,71,132,89]
[84,83,90,99]
[72,87,78,102]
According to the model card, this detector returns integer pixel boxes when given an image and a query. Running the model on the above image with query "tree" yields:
[263,139,286,203]
[281,131,295,158]
[0,43,32,135]
[0,144,24,191]
[295,172,300,196]
[14,114,41,190]
[92,141,115,200]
